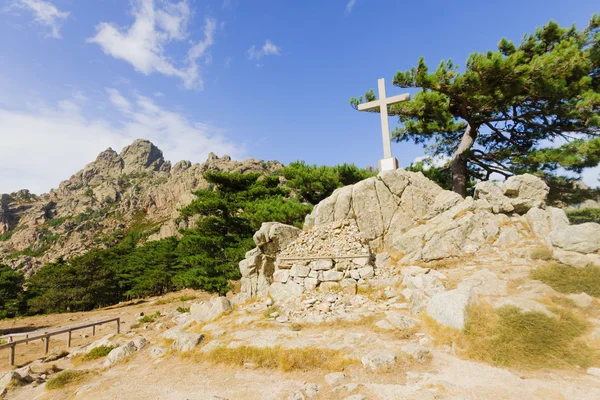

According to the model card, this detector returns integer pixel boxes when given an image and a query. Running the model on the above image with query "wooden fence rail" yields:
[0,317,120,366]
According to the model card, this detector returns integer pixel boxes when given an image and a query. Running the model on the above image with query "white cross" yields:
[358,78,410,161]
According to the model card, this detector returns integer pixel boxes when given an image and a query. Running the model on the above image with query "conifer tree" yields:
[353,16,600,196]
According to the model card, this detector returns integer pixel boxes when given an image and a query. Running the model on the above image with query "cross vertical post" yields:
[377,79,393,160]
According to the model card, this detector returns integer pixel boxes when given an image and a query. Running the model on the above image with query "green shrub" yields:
[82,346,115,361]
[531,263,600,297]
[139,311,161,324]
[565,208,600,225]
[46,370,90,390]
[282,161,375,205]
[176,306,190,313]
[0,264,25,319]
[47,216,68,228]
[179,295,196,302]
[0,230,15,242]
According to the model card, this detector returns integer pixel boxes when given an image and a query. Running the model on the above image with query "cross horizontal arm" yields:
[357,93,410,112]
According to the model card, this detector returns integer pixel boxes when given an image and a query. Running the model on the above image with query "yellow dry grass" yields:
[530,247,554,261]
[195,345,357,372]
[424,303,598,370]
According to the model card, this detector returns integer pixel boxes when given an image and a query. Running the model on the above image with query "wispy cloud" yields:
[345,0,357,15]
[0,89,243,194]
[11,0,69,38]
[247,40,281,60]
[87,0,216,90]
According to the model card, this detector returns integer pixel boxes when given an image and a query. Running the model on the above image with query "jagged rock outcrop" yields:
[303,169,598,265]
[242,169,600,300]
[238,223,302,299]
[0,139,282,274]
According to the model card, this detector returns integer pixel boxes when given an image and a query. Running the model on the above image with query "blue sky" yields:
[0,0,598,194]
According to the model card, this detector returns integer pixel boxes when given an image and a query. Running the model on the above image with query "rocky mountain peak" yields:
[119,139,169,174]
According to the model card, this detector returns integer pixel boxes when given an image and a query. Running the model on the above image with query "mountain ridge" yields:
[0,139,281,275]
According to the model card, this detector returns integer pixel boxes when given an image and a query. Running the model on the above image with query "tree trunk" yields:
[451,123,478,197]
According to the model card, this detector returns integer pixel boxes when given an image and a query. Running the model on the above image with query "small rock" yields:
[361,350,396,371]
[587,367,600,377]
[104,341,137,367]
[149,346,166,358]
[375,320,394,330]
[316,303,331,313]
[170,332,204,352]
[288,391,306,400]
[303,383,320,398]
[358,266,375,279]
[567,292,593,308]
[132,336,148,351]
[400,343,430,362]
[325,294,338,303]
[323,270,344,281]
[345,395,367,400]
[276,316,289,323]
[273,270,290,283]
[325,372,345,387]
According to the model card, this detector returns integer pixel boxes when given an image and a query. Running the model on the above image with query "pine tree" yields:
[352,16,600,196]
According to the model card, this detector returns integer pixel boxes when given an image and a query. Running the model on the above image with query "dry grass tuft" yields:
[425,304,597,370]
[46,370,92,390]
[196,345,356,372]
[530,247,554,261]
[532,263,600,297]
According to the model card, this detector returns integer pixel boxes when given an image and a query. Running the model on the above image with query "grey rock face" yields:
[170,332,205,352]
[104,341,138,367]
[190,297,232,323]
[426,286,478,330]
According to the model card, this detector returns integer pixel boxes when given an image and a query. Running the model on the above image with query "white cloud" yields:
[345,0,357,15]
[87,0,216,90]
[247,40,281,60]
[12,0,69,38]
[0,90,243,194]
[106,88,131,111]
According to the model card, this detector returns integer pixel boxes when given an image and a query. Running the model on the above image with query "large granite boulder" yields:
[474,174,549,214]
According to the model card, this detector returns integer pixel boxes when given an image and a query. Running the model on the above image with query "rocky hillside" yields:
[0,139,281,276]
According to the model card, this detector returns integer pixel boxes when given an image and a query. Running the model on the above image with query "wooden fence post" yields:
[44,337,49,354]
[116,318,120,334]
[9,344,15,366]
[67,331,72,347]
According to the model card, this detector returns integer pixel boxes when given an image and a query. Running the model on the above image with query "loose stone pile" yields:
[278,219,369,259]
[268,220,375,302]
